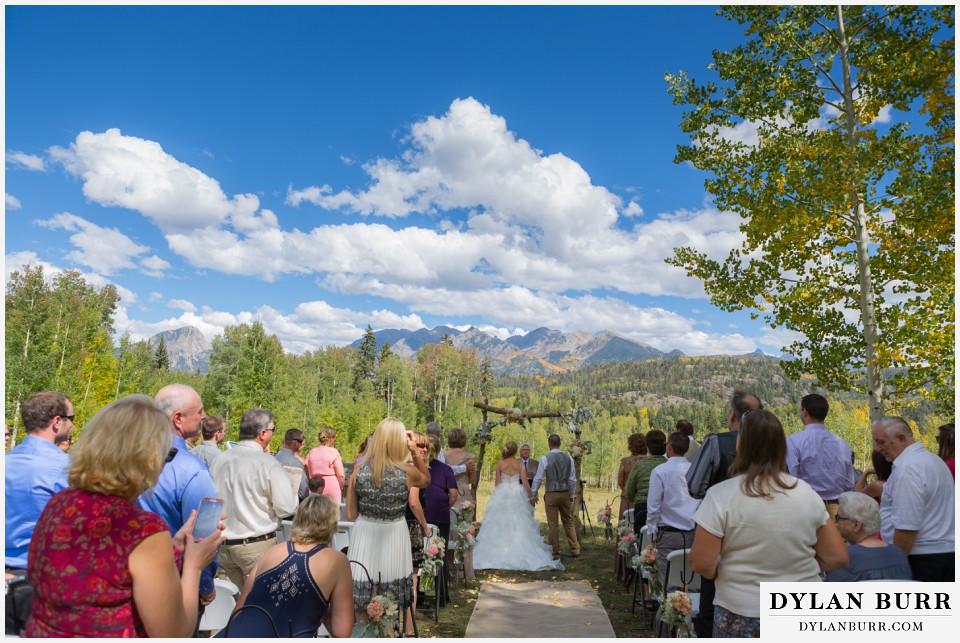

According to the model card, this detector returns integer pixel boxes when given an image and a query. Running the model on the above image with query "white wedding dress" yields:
[472,472,564,571]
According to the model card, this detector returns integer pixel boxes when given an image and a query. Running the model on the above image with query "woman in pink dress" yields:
[306,426,345,504]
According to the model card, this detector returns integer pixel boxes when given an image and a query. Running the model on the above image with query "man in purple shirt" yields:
[786,394,856,520]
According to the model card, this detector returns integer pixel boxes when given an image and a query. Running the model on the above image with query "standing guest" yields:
[685,389,762,638]
[210,408,299,591]
[676,420,700,464]
[137,383,219,615]
[530,434,581,561]
[345,418,430,626]
[193,415,226,468]
[853,450,892,504]
[306,426,345,505]
[786,394,856,520]
[355,433,373,466]
[873,417,955,581]
[624,430,668,536]
[26,395,224,637]
[5,392,73,571]
[404,432,431,636]
[646,432,701,592]
[276,429,310,501]
[219,494,353,638]
[614,432,646,578]
[423,435,457,607]
[825,491,912,581]
[518,443,539,487]
[690,409,848,638]
[444,427,478,580]
[308,475,326,495]
[937,423,955,478]
[426,421,475,484]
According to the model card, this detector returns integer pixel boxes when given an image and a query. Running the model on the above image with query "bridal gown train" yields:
[472,473,564,571]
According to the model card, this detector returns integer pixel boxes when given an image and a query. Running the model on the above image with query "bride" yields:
[473,441,563,571]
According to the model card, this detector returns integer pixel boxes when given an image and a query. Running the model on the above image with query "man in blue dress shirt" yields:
[5,392,74,571]
[137,383,219,611]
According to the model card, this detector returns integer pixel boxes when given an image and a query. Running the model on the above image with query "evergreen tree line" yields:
[6,265,948,489]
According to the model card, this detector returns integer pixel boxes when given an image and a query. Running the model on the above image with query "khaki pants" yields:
[218,537,276,590]
[544,491,580,557]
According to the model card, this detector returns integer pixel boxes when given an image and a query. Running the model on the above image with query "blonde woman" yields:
[26,395,224,637]
[472,441,563,571]
[306,426,345,504]
[345,418,430,626]
[223,494,354,637]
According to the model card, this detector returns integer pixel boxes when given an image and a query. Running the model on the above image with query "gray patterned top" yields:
[355,463,408,521]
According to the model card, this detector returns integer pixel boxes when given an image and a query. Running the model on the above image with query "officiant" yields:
[519,443,538,487]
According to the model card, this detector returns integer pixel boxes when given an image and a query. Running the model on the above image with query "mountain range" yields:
[149,324,767,376]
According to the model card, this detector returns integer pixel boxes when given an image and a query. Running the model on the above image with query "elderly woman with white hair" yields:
[825,491,912,582]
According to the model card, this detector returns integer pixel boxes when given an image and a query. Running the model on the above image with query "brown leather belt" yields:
[225,532,274,546]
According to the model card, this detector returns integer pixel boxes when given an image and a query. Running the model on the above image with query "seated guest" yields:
[826,492,912,582]
[26,395,224,637]
[308,474,326,495]
[219,494,353,638]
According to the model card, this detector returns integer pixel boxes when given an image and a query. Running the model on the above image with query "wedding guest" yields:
[676,420,700,464]
[624,430,667,536]
[825,492,911,582]
[646,432,701,591]
[308,475,326,495]
[445,428,477,581]
[873,416,955,581]
[689,409,847,638]
[423,435,457,607]
[193,415,226,468]
[5,392,73,572]
[345,418,430,626]
[276,429,310,501]
[306,426,345,504]
[937,423,954,478]
[26,395,224,637]
[219,494,353,638]
[853,450,891,504]
[404,432,430,636]
[614,432,646,578]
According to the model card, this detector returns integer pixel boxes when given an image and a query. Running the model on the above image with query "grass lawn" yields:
[412,480,655,638]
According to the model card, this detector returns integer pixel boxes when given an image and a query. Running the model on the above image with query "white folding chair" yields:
[333,520,354,554]
[418,524,444,622]
[199,578,241,633]
[275,519,293,542]
[658,548,701,637]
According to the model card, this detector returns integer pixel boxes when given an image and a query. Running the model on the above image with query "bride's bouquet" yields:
[453,501,477,565]
[661,590,696,637]
[420,534,445,592]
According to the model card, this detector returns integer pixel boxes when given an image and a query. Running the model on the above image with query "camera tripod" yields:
[576,479,595,537]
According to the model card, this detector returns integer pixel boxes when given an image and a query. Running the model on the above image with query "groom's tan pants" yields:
[544,491,581,557]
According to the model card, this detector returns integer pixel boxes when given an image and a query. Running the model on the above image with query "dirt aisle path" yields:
[464,579,616,638]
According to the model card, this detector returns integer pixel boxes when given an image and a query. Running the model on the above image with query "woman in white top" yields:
[689,409,848,638]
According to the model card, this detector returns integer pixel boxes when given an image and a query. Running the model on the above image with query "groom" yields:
[530,434,581,560]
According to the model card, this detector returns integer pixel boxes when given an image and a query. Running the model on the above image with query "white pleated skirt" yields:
[349,514,413,610]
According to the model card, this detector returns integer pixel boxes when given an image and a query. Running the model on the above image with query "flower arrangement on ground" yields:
[359,589,400,637]
[453,501,477,565]
[661,590,696,637]
[419,534,445,593]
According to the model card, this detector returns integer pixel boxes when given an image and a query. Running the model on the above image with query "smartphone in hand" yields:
[193,497,224,540]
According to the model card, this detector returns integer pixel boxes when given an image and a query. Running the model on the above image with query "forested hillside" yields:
[6,265,947,489]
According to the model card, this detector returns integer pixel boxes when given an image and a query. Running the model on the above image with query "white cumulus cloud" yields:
[5,193,21,210]
[6,151,46,171]
[37,212,151,275]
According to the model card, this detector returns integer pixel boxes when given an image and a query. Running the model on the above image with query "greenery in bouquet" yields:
[638,543,664,600]
[359,590,400,638]
[597,504,614,539]
[661,590,696,637]
[419,535,445,593]
[453,501,477,564]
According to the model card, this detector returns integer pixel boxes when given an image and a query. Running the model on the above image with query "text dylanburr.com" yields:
[760,582,955,639]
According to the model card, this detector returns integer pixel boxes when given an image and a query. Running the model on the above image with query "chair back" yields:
[624,508,635,525]
[277,519,293,543]
[638,525,650,553]
[220,604,282,638]
[665,548,701,592]
[198,578,240,632]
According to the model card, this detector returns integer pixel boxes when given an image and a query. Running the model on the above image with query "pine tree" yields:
[154,336,170,372]
[353,325,378,392]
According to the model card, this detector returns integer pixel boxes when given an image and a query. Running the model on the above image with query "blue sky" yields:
[5,3,802,356]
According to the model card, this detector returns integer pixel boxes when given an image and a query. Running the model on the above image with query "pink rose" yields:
[426,545,439,557]
[366,597,384,621]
